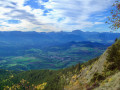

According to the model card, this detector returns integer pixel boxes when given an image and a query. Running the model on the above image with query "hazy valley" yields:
[0,30,117,70]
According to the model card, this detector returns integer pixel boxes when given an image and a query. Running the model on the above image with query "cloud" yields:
[94,22,104,25]
[43,0,114,23]
[38,0,115,31]
[0,0,115,32]
[2,0,43,25]
[4,9,43,25]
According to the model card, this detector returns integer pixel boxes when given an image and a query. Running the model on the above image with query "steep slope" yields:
[64,40,120,90]
[64,50,108,90]
[94,72,120,90]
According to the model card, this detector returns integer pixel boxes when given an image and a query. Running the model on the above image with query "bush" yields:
[87,82,99,90]
[106,40,120,70]
[91,73,105,83]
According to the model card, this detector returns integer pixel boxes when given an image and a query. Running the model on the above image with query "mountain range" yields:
[0,30,119,48]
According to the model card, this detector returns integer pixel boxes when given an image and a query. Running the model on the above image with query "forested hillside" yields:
[1,39,120,90]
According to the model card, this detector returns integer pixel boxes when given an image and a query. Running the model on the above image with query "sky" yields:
[0,0,116,32]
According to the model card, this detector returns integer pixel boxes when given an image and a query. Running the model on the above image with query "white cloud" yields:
[94,22,104,25]
[42,0,115,31]
[0,0,115,32]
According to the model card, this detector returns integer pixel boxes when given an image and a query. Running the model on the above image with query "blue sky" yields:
[0,0,116,32]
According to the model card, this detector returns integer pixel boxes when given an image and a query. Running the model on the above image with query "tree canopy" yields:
[106,1,120,30]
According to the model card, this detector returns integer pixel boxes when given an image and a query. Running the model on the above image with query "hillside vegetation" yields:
[64,39,120,90]
[0,39,120,90]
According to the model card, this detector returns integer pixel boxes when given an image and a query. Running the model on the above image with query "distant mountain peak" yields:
[72,30,83,33]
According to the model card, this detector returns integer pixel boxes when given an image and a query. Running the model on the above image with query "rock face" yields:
[94,72,120,90]
[64,49,109,90]
[64,43,120,90]
[79,49,108,83]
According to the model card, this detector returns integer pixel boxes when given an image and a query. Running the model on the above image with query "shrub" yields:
[106,40,120,70]
[91,73,105,83]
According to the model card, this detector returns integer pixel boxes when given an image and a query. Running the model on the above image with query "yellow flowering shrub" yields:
[72,75,77,79]
[35,82,47,90]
